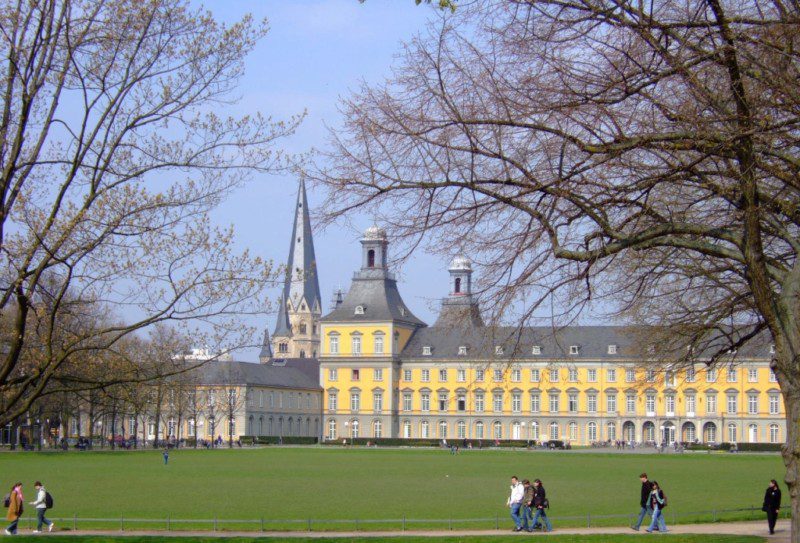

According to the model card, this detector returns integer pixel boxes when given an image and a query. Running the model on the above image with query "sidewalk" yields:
[33,519,790,541]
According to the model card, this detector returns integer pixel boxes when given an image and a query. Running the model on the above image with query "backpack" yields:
[44,492,53,509]
[659,491,668,509]
[2,494,9,508]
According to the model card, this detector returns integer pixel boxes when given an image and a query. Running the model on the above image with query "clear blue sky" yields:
[202,1,449,360]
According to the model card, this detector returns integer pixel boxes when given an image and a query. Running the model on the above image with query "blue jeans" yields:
[634,505,652,529]
[6,518,19,534]
[36,508,53,531]
[521,504,533,530]
[647,508,668,532]
[532,507,552,531]
[510,502,523,528]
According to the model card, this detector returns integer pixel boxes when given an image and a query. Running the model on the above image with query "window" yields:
[549,393,559,413]
[569,421,578,440]
[625,394,636,415]
[707,394,717,414]
[438,392,448,412]
[645,370,655,383]
[748,368,758,382]
[686,367,696,382]
[549,422,559,440]
[645,394,655,415]
[686,395,696,415]
[707,368,717,382]
[457,394,466,412]
[328,368,338,381]
[367,249,375,267]
[531,369,540,383]
[727,423,737,443]
[587,369,597,382]
[606,393,617,414]
[403,369,412,381]
[665,394,675,415]
[569,345,579,355]
[351,335,362,355]
[748,394,758,415]
[511,367,521,382]
[769,395,780,415]
[421,369,430,382]
[299,323,307,334]
[495,346,504,355]
[493,392,503,412]
[188,419,195,437]
[457,420,466,439]
[420,420,430,438]
[258,391,263,408]
[608,344,617,355]
[352,369,360,381]
[373,420,382,438]
[588,394,597,414]
[475,421,484,439]
[475,392,485,413]
[549,368,559,382]
[350,392,360,412]
[493,369,503,382]
[270,391,274,408]
[607,422,616,441]
[770,370,778,383]
[373,391,383,412]
[421,393,431,412]
[588,422,597,441]
[329,335,339,354]
[727,394,737,415]
[665,371,676,387]
[568,394,578,413]
[328,419,336,440]
[530,393,540,413]
[355,305,365,315]
[476,369,485,382]
[727,368,738,382]
[770,424,780,443]
[770,344,776,354]
[607,369,617,382]
[532,345,541,355]
[403,420,411,438]
[439,369,448,382]
[458,346,467,356]
[493,421,503,439]
[530,421,539,440]
[457,369,466,382]
[374,369,383,381]
[403,392,412,412]
[512,392,522,413]
[374,335,384,354]
[422,346,432,356]
[328,393,338,411]
[278,343,288,353]
[626,368,636,383]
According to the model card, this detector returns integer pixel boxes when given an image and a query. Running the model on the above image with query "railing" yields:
[15,506,790,533]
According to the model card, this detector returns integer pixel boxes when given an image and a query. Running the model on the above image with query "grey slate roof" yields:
[321,275,426,327]
[274,179,322,336]
[188,358,320,390]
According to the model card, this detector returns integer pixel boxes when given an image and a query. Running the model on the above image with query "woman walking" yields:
[4,482,23,535]
[531,478,552,532]
[763,479,782,535]
[646,481,668,533]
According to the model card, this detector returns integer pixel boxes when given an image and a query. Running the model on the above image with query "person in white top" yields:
[507,476,525,531]
[29,481,53,533]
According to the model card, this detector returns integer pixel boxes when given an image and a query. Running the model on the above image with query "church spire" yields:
[269,179,323,360]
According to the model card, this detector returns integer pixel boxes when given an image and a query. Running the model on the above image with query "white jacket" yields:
[509,482,524,504]
[32,488,46,509]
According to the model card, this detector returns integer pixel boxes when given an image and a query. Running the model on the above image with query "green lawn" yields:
[0,448,785,531]
[0,537,770,543]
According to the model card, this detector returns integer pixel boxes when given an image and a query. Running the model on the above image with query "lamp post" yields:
[344,421,349,446]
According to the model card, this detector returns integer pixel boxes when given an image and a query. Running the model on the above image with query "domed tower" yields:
[433,255,484,328]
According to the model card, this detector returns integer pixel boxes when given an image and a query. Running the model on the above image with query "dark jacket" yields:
[533,484,547,508]
[650,489,665,510]
[640,480,654,507]
[764,486,781,511]
[523,485,534,506]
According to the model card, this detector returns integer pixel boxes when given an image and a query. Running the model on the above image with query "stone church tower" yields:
[260,179,322,362]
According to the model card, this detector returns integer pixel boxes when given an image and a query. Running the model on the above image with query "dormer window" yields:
[458,345,468,356]
[399,307,406,316]
[770,344,776,354]
[422,346,432,356]
[354,305,365,315]
[532,345,541,355]
[454,277,461,293]
[495,346,504,356]
[608,344,617,355]
[569,345,579,355]
[367,249,375,268]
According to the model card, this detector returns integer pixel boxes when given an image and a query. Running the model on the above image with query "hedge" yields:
[239,435,318,445]
[684,441,782,452]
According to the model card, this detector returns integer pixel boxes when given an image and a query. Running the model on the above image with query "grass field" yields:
[0,536,770,543]
[0,448,786,531]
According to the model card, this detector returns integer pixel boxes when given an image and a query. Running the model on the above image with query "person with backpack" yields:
[646,480,668,533]
[29,481,54,533]
[632,472,654,531]
[4,482,23,535]
[763,479,782,535]
[531,478,552,532]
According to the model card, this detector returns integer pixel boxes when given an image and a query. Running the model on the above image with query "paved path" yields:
[30,519,790,540]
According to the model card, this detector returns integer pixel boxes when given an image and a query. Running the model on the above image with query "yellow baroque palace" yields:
[319,226,783,446]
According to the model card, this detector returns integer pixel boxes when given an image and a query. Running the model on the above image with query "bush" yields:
[239,435,318,445]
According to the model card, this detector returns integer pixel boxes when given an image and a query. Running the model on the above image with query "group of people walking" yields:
[4,481,54,535]
[507,476,552,532]
[631,473,669,533]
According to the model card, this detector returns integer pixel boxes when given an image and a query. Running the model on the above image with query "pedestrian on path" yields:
[763,479,781,535]
[632,472,653,531]
[29,481,54,533]
[163,449,169,465]
[531,479,552,532]
[521,479,534,531]
[506,476,524,531]
[4,482,23,535]
[645,481,668,533]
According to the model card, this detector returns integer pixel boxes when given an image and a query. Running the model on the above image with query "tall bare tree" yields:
[313,0,800,535]
[0,0,298,425]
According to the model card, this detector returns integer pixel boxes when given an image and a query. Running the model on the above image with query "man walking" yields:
[632,472,653,531]
[29,481,54,533]
[507,476,525,531]
[163,449,169,465]
[521,479,534,531]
